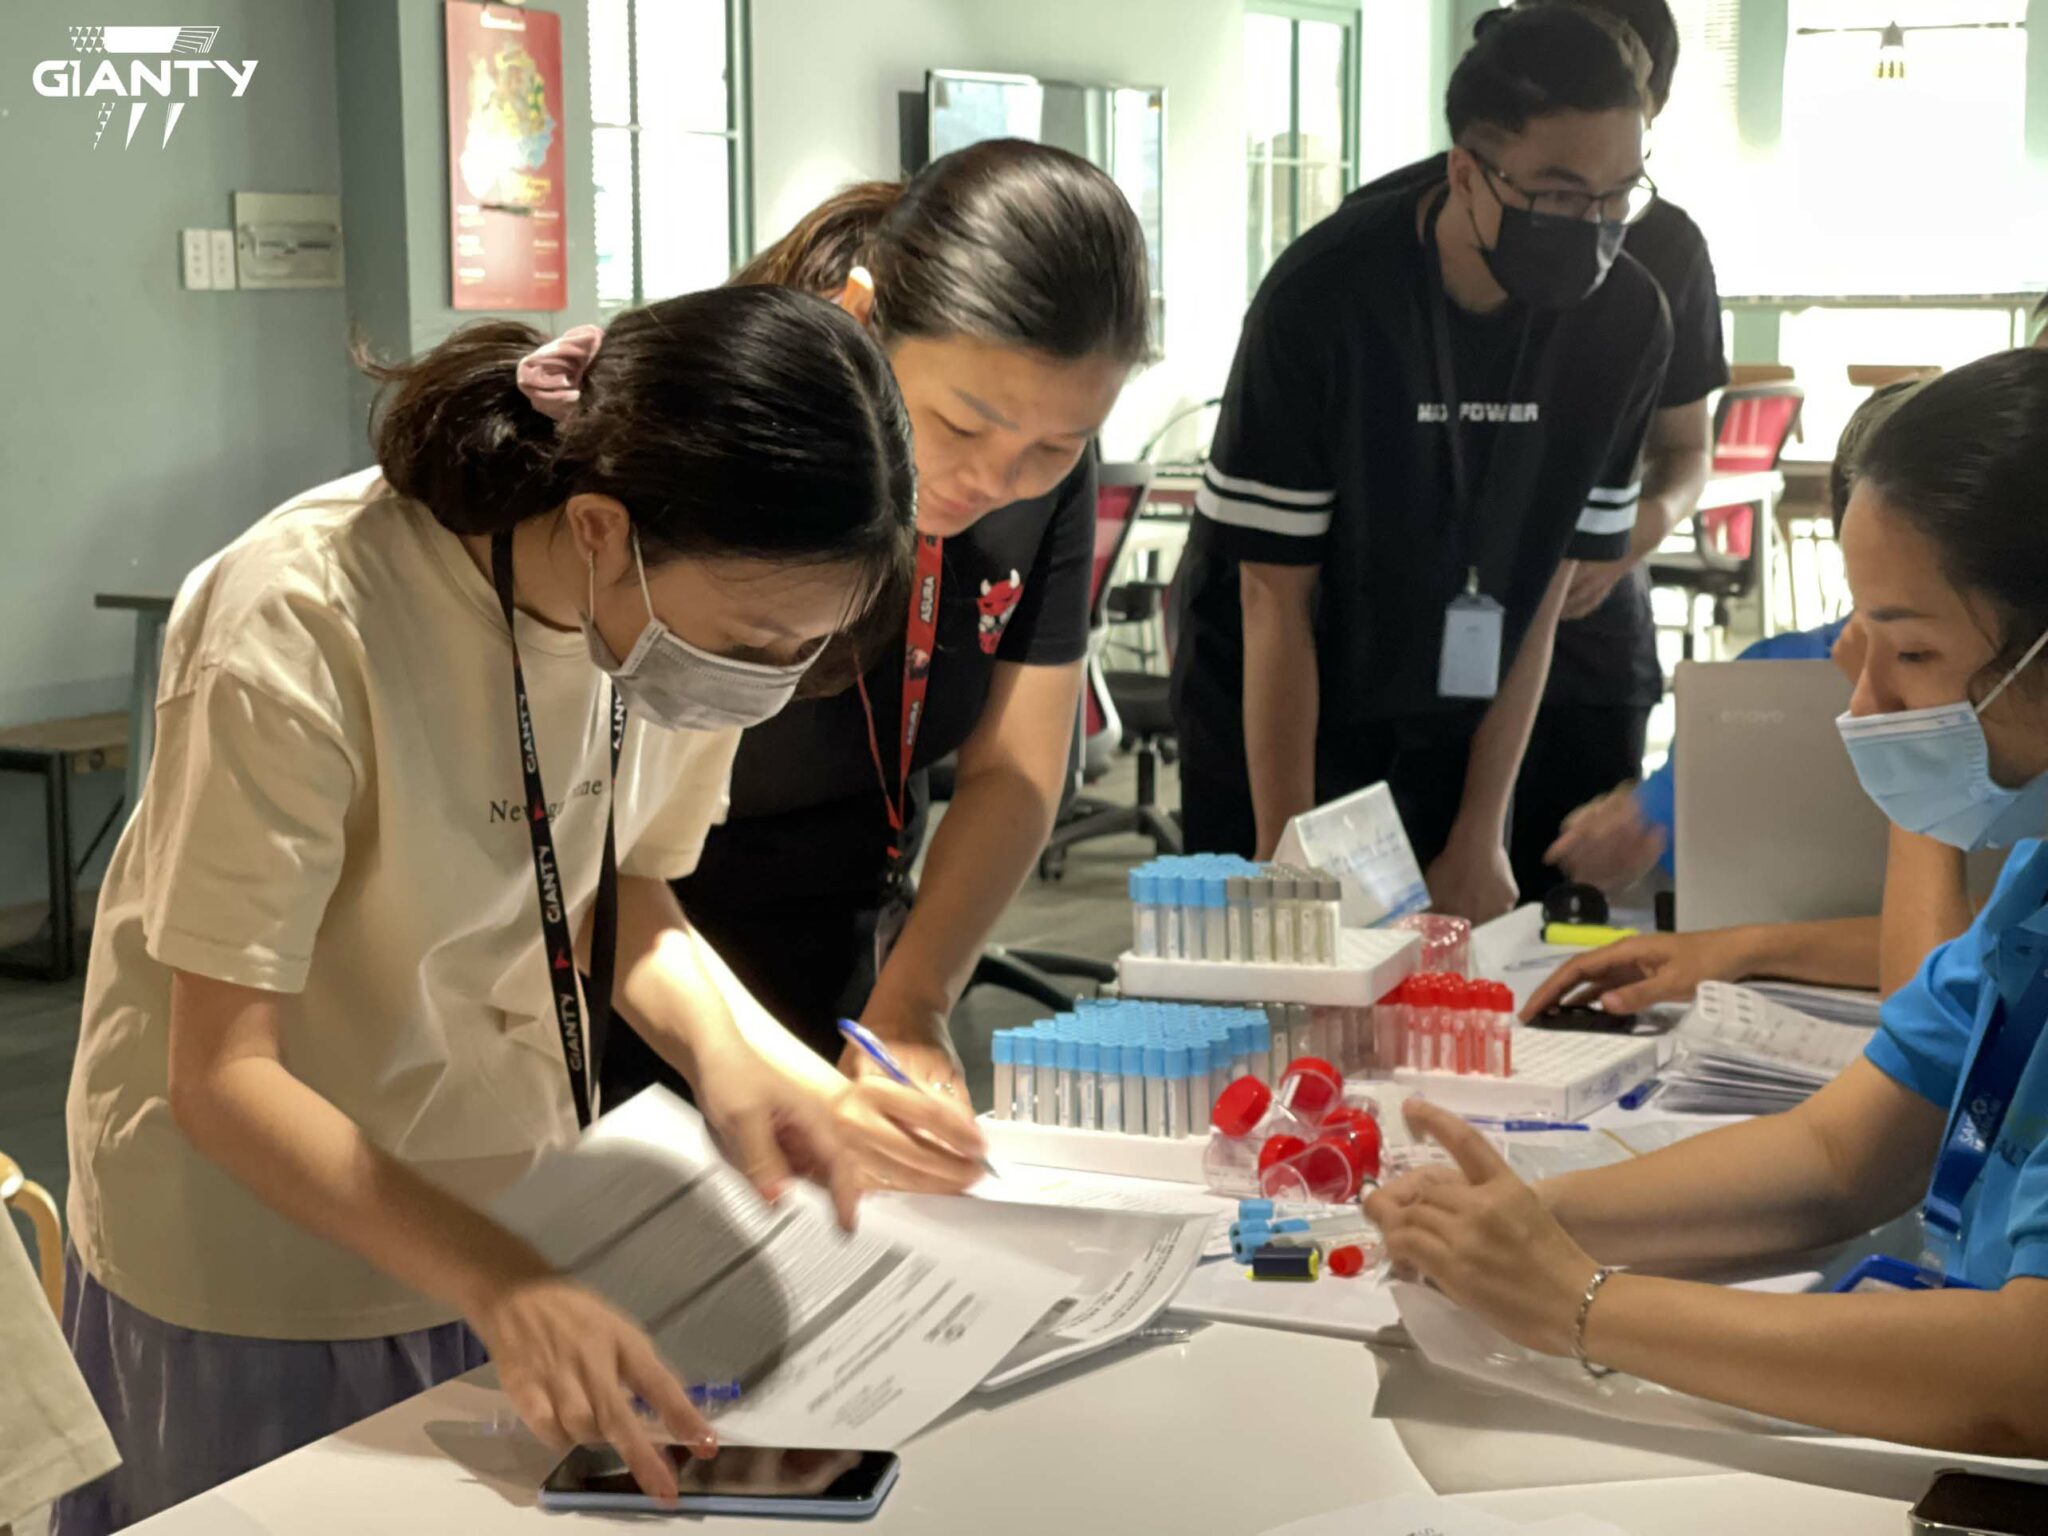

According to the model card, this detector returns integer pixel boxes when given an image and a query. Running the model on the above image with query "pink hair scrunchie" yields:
[515,324,605,422]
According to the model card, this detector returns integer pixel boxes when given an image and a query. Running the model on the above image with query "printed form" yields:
[490,1089,1072,1448]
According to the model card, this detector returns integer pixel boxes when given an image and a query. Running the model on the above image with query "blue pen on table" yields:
[1467,1116,1591,1134]
[838,1019,1001,1180]
[1617,1078,1660,1111]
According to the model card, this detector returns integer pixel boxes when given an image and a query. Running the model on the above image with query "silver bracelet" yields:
[1572,1265,1621,1379]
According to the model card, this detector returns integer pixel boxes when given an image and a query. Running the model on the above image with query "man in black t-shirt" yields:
[1171,6,1673,921]
[1349,0,1726,901]
[1497,0,1724,899]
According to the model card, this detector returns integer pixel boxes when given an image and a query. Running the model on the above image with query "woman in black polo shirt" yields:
[603,141,1150,1168]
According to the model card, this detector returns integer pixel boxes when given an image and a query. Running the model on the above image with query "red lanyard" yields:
[856,533,943,864]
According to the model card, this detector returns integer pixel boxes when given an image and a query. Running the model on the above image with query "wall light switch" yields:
[208,228,238,290]
[180,228,211,290]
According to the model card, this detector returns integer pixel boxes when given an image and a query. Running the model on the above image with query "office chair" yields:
[1037,463,1183,879]
[1647,382,1804,661]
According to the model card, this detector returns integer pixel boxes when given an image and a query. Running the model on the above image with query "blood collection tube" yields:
[1250,876,1273,963]
[1121,1040,1146,1132]
[1271,875,1297,964]
[1297,875,1321,964]
[1181,870,1206,962]
[1130,866,1158,957]
[1376,983,1405,1072]
[1014,1030,1038,1123]
[1204,873,1229,964]
[992,1031,1015,1120]
[1144,1042,1168,1137]
[1227,876,1250,961]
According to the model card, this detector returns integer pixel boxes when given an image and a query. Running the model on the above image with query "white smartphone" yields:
[538,1443,899,1520]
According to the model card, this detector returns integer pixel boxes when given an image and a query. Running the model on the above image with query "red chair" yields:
[1648,382,1804,660]
[1696,384,1805,559]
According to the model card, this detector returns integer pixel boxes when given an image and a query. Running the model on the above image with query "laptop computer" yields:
[1674,659,2004,933]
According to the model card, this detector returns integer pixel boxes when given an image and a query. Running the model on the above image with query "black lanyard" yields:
[1421,188,1539,595]
[492,533,624,1130]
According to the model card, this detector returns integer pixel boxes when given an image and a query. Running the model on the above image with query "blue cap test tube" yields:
[1098,1026,1123,1133]
[1203,873,1229,967]
[1055,1027,1079,1129]
[1013,1030,1038,1125]
[1077,1035,1101,1131]
[1120,1039,1145,1135]
[992,1031,1015,1121]
[1165,1044,1193,1139]
[1143,1041,1168,1138]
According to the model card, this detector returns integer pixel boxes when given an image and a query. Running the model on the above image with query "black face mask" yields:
[1477,203,1625,311]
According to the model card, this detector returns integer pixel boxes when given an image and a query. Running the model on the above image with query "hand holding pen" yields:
[837,1020,998,1187]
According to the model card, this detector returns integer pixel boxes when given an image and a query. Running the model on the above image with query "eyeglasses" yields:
[1474,154,1658,226]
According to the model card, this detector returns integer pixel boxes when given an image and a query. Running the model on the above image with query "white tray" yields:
[1117,927,1418,1006]
[979,1116,1208,1183]
[1390,1029,1661,1121]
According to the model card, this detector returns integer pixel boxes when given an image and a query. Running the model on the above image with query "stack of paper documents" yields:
[1263,1494,1631,1536]
[490,1089,1210,1448]
[1749,980,1883,1029]
[1655,981,1872,1114]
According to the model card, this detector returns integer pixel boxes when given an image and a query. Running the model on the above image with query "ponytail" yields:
[356,287,916,599]
[736,181,904,294]
[358,321,566,536]
[737,140,1152,366]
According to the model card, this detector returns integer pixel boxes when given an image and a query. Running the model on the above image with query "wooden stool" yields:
[1,1151,63,1315]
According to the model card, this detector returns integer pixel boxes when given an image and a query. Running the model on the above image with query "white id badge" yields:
[1438,592,1504,700]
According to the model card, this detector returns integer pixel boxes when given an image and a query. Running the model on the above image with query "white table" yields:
[126,1319,1902,1535]
[123,907,1916,1533]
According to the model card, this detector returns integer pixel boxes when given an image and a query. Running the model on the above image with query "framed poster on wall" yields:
[445,1,567,311]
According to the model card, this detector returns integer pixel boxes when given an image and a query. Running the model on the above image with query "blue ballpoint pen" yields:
[1617,1079,1660,1111]
[838,1019,1001,1180]
[1468,1116,1591,1133]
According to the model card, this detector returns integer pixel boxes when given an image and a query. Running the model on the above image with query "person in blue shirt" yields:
[1369,349,2048,1454]
[1550,379,1926,889]
[1528,380,1974,1011]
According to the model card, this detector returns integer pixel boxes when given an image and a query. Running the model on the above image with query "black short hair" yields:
[1452,6,1651,145]
[1857,349,2048,698]
[1513,0,1679,109]
[1829,377,1927,534]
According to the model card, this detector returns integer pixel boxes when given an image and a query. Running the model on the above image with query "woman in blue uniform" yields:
[1369,349,2048,1455]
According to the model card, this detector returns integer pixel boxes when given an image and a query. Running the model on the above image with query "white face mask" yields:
[582,535,812,732]
[1836,627,2048,851]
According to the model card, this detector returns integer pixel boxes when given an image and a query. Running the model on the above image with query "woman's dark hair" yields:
[363,282,914,576]
[1453,5,1650,145]
[734,138,1152,366]
[1828,376,1927,534]
[1513,0,1678,111]
[1856,348,2048,697]
[362,287,916,695]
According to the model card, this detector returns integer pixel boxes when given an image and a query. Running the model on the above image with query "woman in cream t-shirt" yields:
[59,288,986,1534]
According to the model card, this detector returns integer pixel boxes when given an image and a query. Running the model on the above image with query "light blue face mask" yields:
[1836,627,2048,851]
